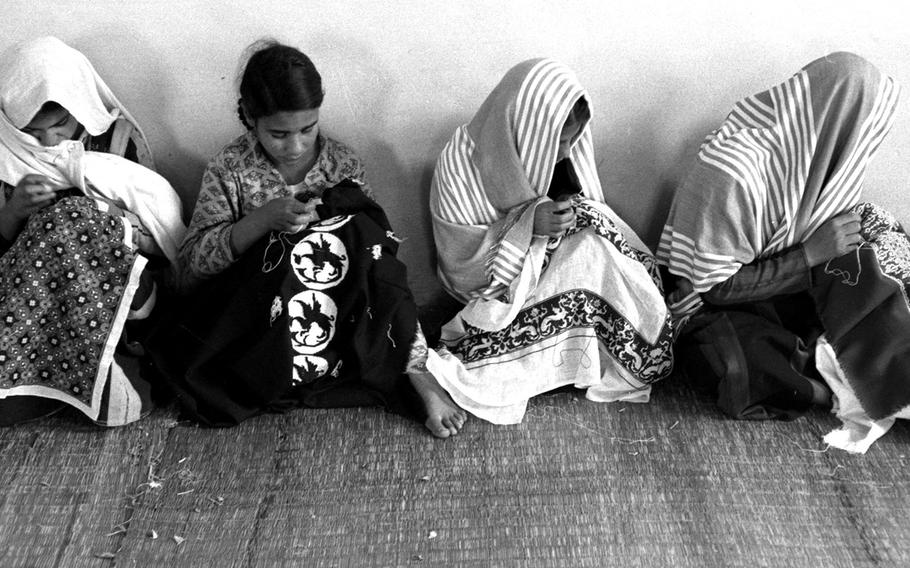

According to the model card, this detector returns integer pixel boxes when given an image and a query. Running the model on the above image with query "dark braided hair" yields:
[236,40,324,129]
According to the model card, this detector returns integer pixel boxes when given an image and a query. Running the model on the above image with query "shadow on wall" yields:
[600,110,717,250]
[358,121,470,340]
[410,121,478,313]
[75,27,206,222]
[305,30,477,307]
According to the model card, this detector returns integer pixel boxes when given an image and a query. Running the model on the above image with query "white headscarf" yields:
[0,36,184,263]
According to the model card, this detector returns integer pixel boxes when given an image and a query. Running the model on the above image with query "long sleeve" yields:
[178,158,243,288]
[703,245,813,305]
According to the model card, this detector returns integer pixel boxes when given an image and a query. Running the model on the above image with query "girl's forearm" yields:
[228,211,269,257]
[0,207,25,243]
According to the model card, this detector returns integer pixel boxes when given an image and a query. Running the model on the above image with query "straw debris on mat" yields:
[1,379,909,567]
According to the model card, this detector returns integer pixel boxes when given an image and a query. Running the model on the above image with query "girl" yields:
[155,40,466,438]
[426,59,674,425]
[659,52,909,452]
[0,37,185,425]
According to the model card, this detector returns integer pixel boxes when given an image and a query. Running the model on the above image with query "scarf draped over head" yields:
[0,36,184,263]
[658,52,900,296]
[431,58,608,301]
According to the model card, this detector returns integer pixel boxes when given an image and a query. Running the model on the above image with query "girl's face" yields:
[21,105,80,147]
[556,114,582,160]
[252,109,320,173]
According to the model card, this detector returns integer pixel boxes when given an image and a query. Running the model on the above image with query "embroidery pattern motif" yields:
[447,288,673,384]
[0,198,136,402]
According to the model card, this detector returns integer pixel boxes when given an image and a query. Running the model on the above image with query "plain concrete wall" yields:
[3,1,909,304]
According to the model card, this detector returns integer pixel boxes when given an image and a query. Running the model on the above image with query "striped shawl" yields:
[658,52,899,300]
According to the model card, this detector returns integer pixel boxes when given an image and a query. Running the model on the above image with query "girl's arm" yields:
[0,175,56,245]
[702,246,812,305]
[228,196,317,256]
[178,158,318,290]
[178,161,245,287]
[704,210,863,306]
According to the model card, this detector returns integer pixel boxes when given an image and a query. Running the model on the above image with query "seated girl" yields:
[659,52,909,452]
[0,36,186,426]
[151,40,466,438]
[424,58,674,424]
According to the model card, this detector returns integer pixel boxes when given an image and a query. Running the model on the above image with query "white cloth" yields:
[0,36,184,262]
[428,216,663,424]
[460,200,667,342]
[816,336,910,454]
[428,59,673,424]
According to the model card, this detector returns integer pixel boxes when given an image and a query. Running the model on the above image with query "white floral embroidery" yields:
[369,244,382,260]
[269,295,283,325]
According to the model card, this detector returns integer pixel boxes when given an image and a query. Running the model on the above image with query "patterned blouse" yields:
[179,130,372,283]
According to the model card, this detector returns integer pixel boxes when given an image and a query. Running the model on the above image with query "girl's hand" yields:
[7,174,55,220]
[255,196,321,233]
[229,196,323,258]
[803,211,863,267]
[533,199,576,237]
[669,277,695,305]
[0,174,56,242]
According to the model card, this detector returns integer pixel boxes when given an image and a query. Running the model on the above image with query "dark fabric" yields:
[0,396,66,426]
[703,246,813,305]
[680,203,910,423]
[147,181,422,427]
[546,158,582,201]
[678,293,823,420]
[810,246,910,420]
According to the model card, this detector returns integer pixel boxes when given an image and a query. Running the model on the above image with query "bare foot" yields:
[408,370,467,438]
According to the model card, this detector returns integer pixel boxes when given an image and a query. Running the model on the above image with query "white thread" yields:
[262,231,293,273]
[386,323,396,348]
[823,245,864,286]
[269,296,283,325]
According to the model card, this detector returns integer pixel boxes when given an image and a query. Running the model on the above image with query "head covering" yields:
[464,58,603,213]
[658,52,900,294]
[0,37,182,262]
[0,36,154,186]
[0,36,137,133]
[431,58,609,300]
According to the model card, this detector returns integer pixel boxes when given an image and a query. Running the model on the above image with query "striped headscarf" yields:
[658,52,900,297]
[431,58,606,301]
